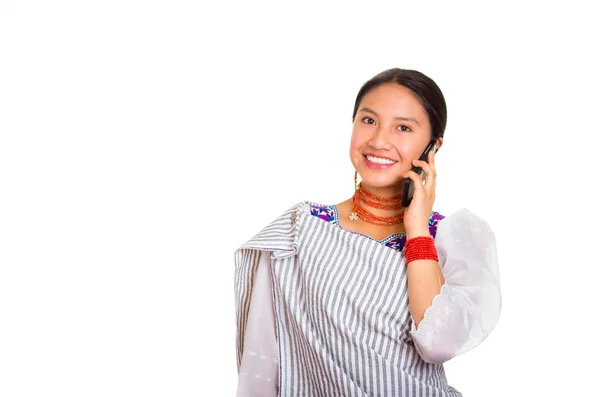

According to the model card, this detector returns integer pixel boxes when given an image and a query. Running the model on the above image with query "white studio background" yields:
[1,1,598,396]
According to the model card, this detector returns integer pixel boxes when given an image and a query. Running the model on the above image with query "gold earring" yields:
[350,171,359,221]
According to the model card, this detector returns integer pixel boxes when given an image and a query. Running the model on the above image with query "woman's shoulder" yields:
[237,200,320,255]
[434,208,496,252]
[436,208,493,232]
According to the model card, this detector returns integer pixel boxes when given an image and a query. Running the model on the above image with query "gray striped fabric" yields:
[235,201,462,397]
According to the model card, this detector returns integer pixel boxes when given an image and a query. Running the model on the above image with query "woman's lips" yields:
[363,154,397,169]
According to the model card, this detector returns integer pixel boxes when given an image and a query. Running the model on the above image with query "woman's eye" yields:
[361,117,375,125]
[397,125,411,132]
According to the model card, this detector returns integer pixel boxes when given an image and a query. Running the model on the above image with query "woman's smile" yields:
[363,154,398,169]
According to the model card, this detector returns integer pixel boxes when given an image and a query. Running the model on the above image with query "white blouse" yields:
[236,250,278,397]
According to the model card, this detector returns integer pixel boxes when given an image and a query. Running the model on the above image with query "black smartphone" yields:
[402,140,438,208]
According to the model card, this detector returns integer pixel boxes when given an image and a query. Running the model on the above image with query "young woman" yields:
[234,68,502,397]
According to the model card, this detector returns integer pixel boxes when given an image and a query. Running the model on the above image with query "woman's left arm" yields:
[402,151,502,364]
[406,210,501,364]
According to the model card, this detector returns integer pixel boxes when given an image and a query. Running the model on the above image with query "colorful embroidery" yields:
[309,204,445,252]
[310,205,339,226]
[381,234,407,251]
[429,211,445,238]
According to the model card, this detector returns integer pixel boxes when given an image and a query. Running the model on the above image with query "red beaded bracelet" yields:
[404,236,438,264]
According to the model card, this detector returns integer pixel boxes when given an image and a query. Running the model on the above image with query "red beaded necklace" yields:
[349,183,405,226]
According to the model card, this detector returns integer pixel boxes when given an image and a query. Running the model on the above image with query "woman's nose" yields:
[369,126,392,150]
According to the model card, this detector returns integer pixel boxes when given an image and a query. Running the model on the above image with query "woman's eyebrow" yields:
[358,107,420,125]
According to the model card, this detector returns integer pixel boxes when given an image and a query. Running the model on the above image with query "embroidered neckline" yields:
[309,203,445,252]
[330,205,405,243]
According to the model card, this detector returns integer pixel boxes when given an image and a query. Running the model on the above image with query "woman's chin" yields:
[359,175,404,190]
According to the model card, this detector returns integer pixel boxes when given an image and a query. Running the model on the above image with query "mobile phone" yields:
[402,140,437,208]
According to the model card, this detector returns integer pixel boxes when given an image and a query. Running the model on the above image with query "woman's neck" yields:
[354,183,405,220]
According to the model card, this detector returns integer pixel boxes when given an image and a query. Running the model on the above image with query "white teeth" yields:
[366,155,396,165]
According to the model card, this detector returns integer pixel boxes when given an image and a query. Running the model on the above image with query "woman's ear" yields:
[434,137,444,153]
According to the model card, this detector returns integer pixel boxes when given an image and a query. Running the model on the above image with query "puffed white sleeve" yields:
[236,250,278,397]
[409,208,502,364]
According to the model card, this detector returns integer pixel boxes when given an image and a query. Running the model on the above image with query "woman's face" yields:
[350,83,442,194]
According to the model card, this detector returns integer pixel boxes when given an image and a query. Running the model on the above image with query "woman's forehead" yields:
[359,84,428,120]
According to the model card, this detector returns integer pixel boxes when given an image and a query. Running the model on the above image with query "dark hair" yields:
[352,68,447,139]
